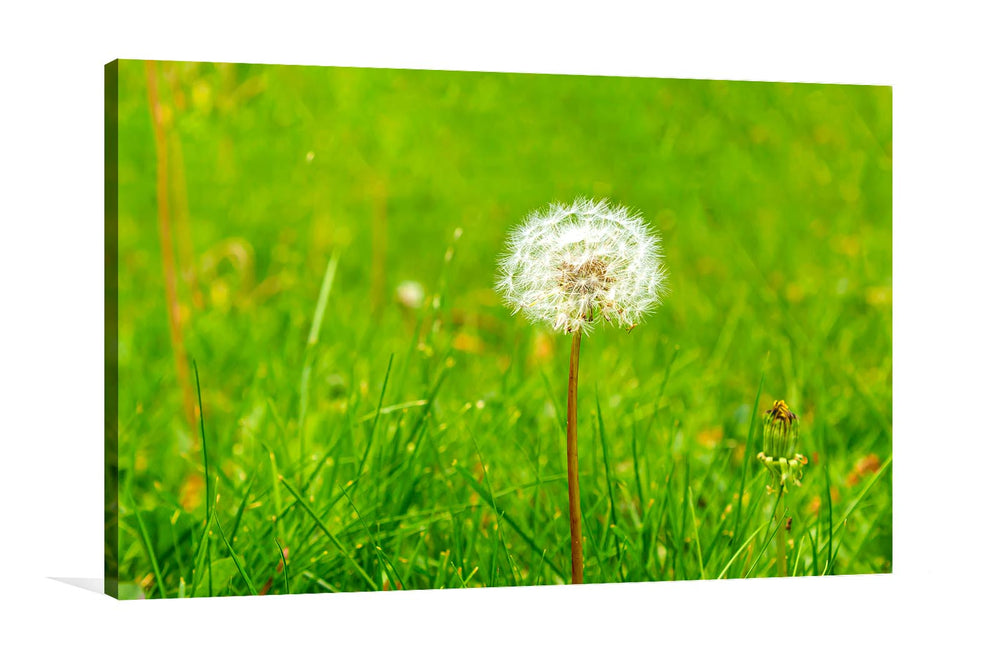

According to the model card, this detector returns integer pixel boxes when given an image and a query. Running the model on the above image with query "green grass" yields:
[112,60,892,598]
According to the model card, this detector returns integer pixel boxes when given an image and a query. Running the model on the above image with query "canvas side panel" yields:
[104,59,120,600]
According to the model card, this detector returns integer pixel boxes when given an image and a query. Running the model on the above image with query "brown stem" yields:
[566,329,584,584]
[145,61,197,432]
[162,63,203,310]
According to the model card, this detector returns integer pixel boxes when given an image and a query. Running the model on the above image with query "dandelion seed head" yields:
[394,280,426,310]
[496,198,668,334]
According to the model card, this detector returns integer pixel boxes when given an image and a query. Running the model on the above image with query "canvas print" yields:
[105,60,891,599]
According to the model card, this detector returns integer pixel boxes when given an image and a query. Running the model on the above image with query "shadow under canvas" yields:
[50,578,106,595]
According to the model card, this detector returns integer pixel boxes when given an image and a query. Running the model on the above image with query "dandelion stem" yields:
[566,329,584,584]
[775,487,787,577]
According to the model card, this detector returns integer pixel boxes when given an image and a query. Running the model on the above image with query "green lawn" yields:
[111,60,891,598]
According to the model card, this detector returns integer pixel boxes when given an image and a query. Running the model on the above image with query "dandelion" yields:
[394,280,426,310]
[496,198,667,583]
[756,399,808,577]
[757,400,808,492]
[497,199,667,334]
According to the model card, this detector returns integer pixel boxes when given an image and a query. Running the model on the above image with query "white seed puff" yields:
[497,199,667,334]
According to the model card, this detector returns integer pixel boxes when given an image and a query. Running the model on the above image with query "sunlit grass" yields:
[113,60,891,598]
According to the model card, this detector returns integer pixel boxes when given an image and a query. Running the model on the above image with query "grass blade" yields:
[354,354,394,483]
[731,363,766,545]
[130,494,167,599]
[822,454,893,560]
[687,486,706,579]
[192,359,212,596]
[215,514,257,595]
[717,520,769,579]
[299,251,339,478]
[275,538,290,594]
[337,484,406,590]
[279,477,379,591]
[453,463,566,581]
[595,395,625,581]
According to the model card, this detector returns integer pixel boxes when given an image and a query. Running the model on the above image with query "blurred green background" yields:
[114,60,891,597]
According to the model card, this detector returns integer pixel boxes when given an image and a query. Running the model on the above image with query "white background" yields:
[2,1,998,662]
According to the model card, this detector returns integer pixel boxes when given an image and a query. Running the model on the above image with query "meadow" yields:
[110,60,892,598]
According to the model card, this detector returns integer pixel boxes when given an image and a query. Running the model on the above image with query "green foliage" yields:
[114,60,892,597]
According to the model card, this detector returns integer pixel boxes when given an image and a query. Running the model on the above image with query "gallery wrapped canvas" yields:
[105,60,891,599]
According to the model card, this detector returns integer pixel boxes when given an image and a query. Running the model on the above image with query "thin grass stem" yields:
[299,251,339,481]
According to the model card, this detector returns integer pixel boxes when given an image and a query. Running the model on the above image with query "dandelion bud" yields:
[757,399,807,492]
[762,400,798,459]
